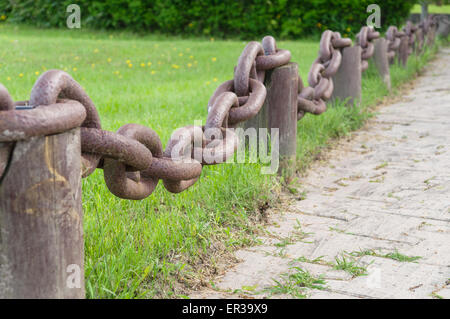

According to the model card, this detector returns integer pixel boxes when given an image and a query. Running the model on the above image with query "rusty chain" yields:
[0,21,432,199]
[0,36,291,200]
[296,30,352,120]
[356,26,380,72]
[386,26,404,63]
[403,21,418,56]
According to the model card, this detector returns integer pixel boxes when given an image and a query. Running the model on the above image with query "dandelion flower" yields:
[7,76,11,81]
[126,59,131,64]
[107,58,112,63]
[187,63,192,68]
[189,55,194,59]
[73,67,77,72]
[19,73,23,77]
[35,71,40,76]
[171,64,180,69]
[128,63,133,68]
[147,62,152,66]
[94,49,99,53]
[178,53,183,57]
[140,63,146,67]
[151,70,156,75]
[213,77,217,82]
[211,57,217,62]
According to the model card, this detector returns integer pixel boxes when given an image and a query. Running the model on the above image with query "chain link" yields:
[297,30,352,120]
[356,26,380,72]
[386,26,404,63]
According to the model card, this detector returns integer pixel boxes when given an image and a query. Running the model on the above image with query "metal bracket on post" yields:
[0,128,84,299]
[331,46,362,107]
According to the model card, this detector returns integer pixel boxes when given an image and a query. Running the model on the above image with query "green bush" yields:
[0,0,417,39]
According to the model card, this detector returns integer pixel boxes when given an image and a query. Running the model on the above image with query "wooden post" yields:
[267,63,298,178]
[372,38,391,90]
[426,26,436,46]
[331,46,362,107]
[398,36,409,67]
[241,63,298,178]
[0,128,84,299]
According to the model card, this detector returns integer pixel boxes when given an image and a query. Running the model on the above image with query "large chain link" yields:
[356,26,380,72]
[296,30,352,120]
[386,26,404,63]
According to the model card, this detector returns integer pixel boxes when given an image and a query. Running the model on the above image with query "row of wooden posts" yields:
[245,36,398,178]
[0,27,431,298]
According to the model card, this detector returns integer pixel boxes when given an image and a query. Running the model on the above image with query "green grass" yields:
[411,4,450,14]
[348,249,422,263]
[263,267,326,298]
[0,23,437,298]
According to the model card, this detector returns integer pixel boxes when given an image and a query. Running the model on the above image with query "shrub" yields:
[0,0,417,39]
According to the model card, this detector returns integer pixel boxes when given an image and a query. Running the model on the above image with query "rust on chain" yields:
[297,30,351,120]
[0,100,86,143]
[234,42,264,97]
[386,26,404,63]
[356,26,380,72]
[103,124,161,200]
[160,126,203,193]
[208,79,266,126]
[30,70,102,177]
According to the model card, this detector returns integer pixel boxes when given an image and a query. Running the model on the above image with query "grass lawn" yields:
[411,4,450,14]
[0,23,437,298]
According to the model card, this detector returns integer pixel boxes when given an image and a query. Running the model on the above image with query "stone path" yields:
[190,48,450,299]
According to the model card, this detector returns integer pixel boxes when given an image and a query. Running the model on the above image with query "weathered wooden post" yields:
[267,63,298,178]
[0,128,84,299]
[331,46,362,106]
[372,38,391,90]
[242,63,298,178]
[398,36,409,66]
